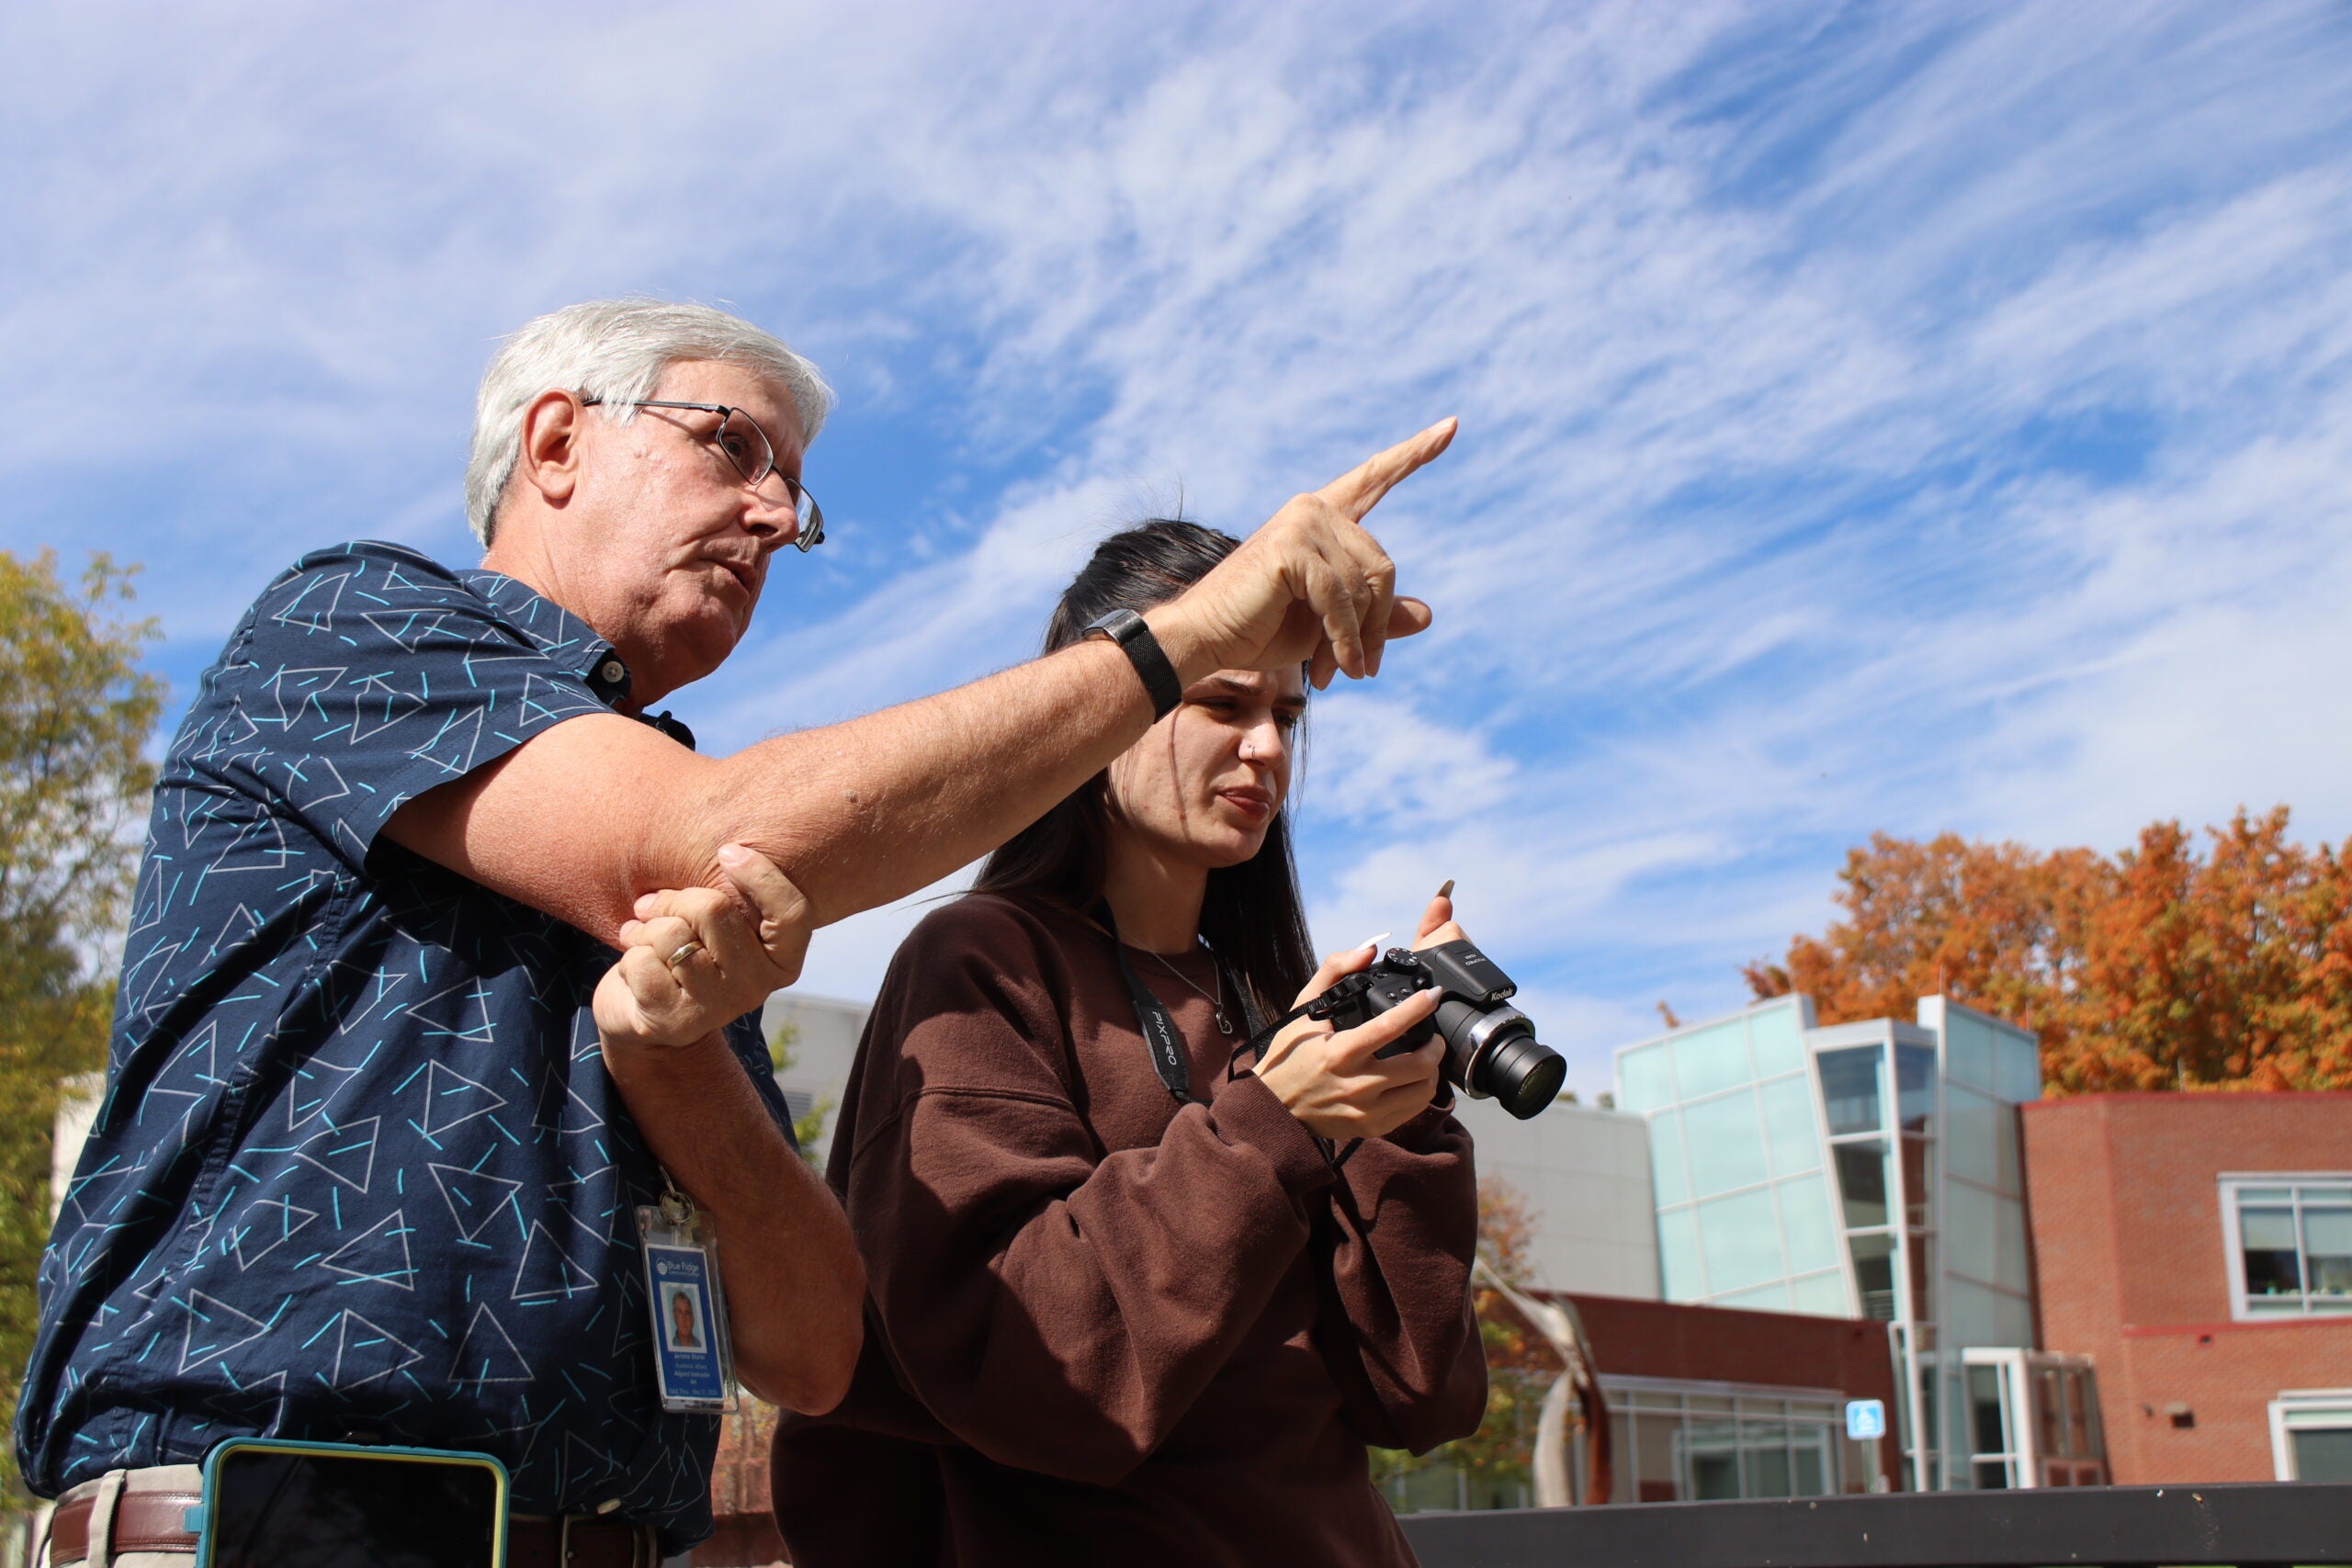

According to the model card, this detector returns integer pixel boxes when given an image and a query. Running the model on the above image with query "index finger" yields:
[1313,417,1458,524]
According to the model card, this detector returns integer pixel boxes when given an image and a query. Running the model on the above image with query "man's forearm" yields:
[601,1036,864,1414]
[675,627,1187,926]
[396,617,1204,944]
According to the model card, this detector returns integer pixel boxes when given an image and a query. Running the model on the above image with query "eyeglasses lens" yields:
[718,407,823,551]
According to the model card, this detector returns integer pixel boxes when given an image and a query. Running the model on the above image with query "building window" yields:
[2268,1391,2352,1482]
[2221,1177,2352,1319]
[1588,1378,1872,1503]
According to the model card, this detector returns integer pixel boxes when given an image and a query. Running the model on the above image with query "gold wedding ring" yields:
[665,940,705,971]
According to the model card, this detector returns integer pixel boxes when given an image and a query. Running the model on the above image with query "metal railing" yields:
[1398,1482,2352,1567]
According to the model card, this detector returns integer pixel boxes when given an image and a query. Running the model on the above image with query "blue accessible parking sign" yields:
[1846,1399,1887,1440]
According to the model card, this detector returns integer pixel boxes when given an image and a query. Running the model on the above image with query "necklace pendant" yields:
[1214,1007,1233,1035]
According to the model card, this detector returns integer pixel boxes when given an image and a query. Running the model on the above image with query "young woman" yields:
[771,522,1487,1566]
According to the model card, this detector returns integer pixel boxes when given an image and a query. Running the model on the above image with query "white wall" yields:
[1457,1097,1661,1300]
[760,990,870,1158]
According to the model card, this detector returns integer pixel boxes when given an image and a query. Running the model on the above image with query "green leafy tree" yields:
[766,1019,834,1165]
[0,553,162,1506]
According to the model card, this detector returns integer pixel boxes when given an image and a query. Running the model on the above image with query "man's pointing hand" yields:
[1150,418,1455,689]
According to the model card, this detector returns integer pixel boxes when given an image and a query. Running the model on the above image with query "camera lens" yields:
[1482,1031,1566,1120]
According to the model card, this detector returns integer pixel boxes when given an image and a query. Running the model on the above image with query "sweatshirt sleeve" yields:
[842,903,1340,1487]
[1312,1103,1489,1453]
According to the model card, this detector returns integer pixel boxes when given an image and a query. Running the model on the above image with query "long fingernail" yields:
[1359,931,1391,952]
[1436,879,1454,900]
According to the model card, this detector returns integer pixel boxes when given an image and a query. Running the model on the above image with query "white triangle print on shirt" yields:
[450,1304,534,1384]
[320,1208,418,1290]
[229,1196,321,1271]
[418,1059,507,1135]
[177,1291,274,1372]
[289,1116,379,1194]
[511,1220,598,1301]
[428,1162,525,1243]
[325,1308,424,1386]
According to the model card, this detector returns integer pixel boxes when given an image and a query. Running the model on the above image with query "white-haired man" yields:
[19,299,1451,1562]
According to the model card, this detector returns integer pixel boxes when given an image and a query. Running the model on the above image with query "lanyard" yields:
[1097,905,1266,1105]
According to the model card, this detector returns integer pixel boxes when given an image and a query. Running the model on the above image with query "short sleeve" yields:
[197,542,618,863]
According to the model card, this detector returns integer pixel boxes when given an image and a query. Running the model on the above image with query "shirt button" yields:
[598,660,627,686]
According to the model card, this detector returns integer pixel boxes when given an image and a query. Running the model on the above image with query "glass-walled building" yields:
[1614,993,2047,1489]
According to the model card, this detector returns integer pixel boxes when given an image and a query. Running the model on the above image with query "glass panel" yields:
[1790,1269,1850,1315]
[2063,1370,2094,1457]
[1943,1084,2000,1187]
[1610,1410,1635,1503]
[1715,1281,1791,1312]
[1907,1229,1932,1326]
[1791,1427,1832,1495]
[1684,1090,1770,1199]
[1658,1206,1705,1299]
[1946,1180,1999,1283]
[1780,1174,1841,1274]
[1994,1098,2023,1193]
[1833,1142,1891,1228]
[1682,1417,1741,1499]
[1850,1233,1897,1321]
[2237,1185,2295,1202]
[1945,1015,1995,1091]
[1698,1189,1786,1295]
[2034,1367,2064,1460]
[2241,1206,2303,1298]
[1972,1460,2011,1490]
[1996,1197,2031,1295]
[1749,1005,1806,1077]
[2291,1428,2352,1483]
[2076,1369,2106,1459]
[2304,1208,2352,1302]
[1634,1408,1684,1502]
[1994,1035,2042,1102]
[1759,1075,1821,1175]
[1672,1022,1754,1100]
[1743,1426,1792,1497]
[1650,1111,1690,1206]
[2295,1181,2352,1203]
[1896,1044,1936,1133]
[1619,1043,1674,1113]
[1901,1135,1933,1229]
[1816,1048,1884,1135]
[1967,1365,2007,1456]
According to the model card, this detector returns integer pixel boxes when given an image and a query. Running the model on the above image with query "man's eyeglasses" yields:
[579,396,825,550]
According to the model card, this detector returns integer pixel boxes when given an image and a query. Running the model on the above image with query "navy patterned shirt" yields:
[17,541,787,1551]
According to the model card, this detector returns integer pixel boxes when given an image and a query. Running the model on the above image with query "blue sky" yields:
[6,2,2350,1095]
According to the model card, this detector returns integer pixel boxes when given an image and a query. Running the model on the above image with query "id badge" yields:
[637,1189,737,1414]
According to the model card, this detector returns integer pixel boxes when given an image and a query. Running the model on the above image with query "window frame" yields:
[2218,1173,2352,1322]
[2267,1388,2352,1481]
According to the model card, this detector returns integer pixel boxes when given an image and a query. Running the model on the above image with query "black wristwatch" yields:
[1085,608,1182,720]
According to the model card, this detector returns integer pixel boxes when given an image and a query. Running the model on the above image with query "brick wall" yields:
[2020,1091,2352,1483]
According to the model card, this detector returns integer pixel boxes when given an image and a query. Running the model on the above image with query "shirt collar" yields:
[460,569,697,750]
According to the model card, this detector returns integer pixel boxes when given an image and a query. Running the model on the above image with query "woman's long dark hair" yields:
[976,520,1315,1020]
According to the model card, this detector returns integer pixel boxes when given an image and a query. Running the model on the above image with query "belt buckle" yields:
[558,1511,649,1568]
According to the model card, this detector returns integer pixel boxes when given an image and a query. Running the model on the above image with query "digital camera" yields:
[1306,939,1566,1120]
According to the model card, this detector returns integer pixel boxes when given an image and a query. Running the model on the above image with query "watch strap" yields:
[1086,608,1183,719]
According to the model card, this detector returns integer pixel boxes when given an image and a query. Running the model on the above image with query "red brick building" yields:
[2021,1092,2352,1483]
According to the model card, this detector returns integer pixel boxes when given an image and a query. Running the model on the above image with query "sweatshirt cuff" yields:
[1213,1072,1340,1203]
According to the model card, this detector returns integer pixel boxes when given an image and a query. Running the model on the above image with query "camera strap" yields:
[1099,904,1202,1104]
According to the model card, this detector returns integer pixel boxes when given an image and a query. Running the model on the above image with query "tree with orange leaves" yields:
[1747,808,2352,1094]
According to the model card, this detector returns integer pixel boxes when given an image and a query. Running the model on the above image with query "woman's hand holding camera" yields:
[593,842,812,1055]
[1254,888,1466,1141]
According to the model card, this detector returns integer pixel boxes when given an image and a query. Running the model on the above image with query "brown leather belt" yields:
[49,1488,662,1566]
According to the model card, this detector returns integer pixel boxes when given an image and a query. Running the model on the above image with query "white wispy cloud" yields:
[6,0,2349,1094]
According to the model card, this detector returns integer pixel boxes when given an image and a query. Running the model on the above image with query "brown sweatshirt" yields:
[773,893,1487,1568]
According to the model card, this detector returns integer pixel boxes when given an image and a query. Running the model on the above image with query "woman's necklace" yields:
[1147,945,1234,1036]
